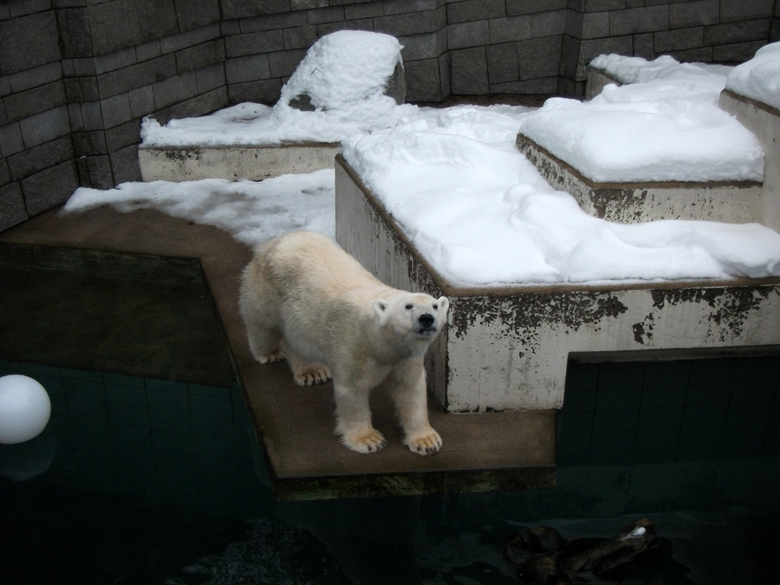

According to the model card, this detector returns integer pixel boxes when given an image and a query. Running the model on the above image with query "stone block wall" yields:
[1,0,779,232]
[1,2,73,231]
[220,1,450,104]
[220,0,779,102]
[561,0,780,95]
[1,0,228,232]
[58,0,226,191]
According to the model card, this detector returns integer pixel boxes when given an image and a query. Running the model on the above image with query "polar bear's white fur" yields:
[239,230,449,455]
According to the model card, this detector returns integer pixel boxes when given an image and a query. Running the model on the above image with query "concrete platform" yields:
[0,205,556,500]
[335,154,780,413]
[516,134,762,225]
[719,89,780,233]
[138,143,341,182]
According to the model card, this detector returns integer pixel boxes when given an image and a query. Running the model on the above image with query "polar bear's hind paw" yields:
[293,365,332,386]
[406,429,442,455]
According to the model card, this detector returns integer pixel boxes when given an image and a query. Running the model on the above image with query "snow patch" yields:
[725,41,780,111]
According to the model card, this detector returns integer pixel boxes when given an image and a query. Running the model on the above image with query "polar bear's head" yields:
[373,293,449,340]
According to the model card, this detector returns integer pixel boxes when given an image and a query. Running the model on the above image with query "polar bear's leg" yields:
[333,384,386,453]
[246,326,285,364]
[283,344,332,386]
[388,360,442,455]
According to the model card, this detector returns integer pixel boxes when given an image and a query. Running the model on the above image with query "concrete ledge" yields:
[516,134,762,225]
[585,66,621,99]
[336,154,780,413]
[138,143,341,182]
[719,89,780,232]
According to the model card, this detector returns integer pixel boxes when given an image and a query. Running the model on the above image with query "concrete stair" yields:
[138,143,340,182]
[334,71,780,415]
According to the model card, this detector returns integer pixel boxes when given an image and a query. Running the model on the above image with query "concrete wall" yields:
[2,0,779,232]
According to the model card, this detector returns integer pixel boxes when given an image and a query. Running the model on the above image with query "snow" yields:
[64,35,780,288]
[64,170,336,246]
[277,30,401,111]
[520,54,764,183]
[590,53,733,85]
[725,41,780,111]
[342,104,780,286]
[141,31,418,147]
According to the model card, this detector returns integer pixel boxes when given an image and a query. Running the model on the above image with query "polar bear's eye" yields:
[405,304,413,310]
[433,304,438,310]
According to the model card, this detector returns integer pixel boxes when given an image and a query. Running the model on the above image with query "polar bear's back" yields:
[258,230,385,300]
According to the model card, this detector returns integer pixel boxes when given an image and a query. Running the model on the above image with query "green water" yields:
[2,358,777,585]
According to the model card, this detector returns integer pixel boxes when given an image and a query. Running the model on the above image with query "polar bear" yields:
[239,230,449,455]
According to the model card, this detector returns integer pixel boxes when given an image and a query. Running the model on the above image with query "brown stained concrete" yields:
[0,205,556,500]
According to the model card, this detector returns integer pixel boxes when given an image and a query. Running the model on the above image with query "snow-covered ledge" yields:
[516,135,762,224]
[718,43,780,233]
[138,31,409,183]
[336,154,780,413]
[718,92,779,232]
[531,53,768,227]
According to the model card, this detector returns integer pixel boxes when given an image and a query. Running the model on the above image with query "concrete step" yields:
[335,154,780,414]
[719,89,780,233]
[138,143,341,182]
[516,134,762,225]
[582,64,779,233]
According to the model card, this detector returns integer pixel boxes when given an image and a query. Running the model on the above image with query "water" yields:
[2,357,778,585]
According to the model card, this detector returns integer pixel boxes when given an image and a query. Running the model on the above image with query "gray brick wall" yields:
[1,0,228,231]
[561,0,778,96]
[221,0,450,103]
[1,0,778,232]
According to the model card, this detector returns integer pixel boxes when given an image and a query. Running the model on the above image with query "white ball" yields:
[0,375,52,445]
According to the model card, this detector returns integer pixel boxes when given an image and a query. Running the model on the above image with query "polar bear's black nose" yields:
[419,314,435,327]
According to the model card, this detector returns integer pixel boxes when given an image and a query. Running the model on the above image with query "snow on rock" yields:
[344,105,780,286]
[519,54,764,183]
[725,41,780,111]
[141,31,417,147]
[63,170,335,247]
[590,54,733,85]
[277,30,404,110]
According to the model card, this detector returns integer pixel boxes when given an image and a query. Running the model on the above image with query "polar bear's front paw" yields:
[405,429,442,455]
[293,365,332,386]
[341,429,387,454]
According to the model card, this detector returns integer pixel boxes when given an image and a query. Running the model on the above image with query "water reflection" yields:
[0,425,56,481]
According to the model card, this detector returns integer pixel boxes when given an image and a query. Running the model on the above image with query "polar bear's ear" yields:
[373,299,390,325]
[437,296,449,313]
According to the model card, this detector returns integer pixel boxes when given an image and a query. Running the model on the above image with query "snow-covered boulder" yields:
[277,30,405,113]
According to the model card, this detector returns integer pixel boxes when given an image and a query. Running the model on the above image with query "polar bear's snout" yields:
[417,313,436,334]
[419,313,435,327]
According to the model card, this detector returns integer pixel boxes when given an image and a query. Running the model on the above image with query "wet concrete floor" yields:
[0,205,555,500]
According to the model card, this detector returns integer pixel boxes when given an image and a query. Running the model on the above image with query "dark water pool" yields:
[1,358,778,585]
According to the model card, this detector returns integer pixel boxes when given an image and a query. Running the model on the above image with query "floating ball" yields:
[0,375,52,445]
